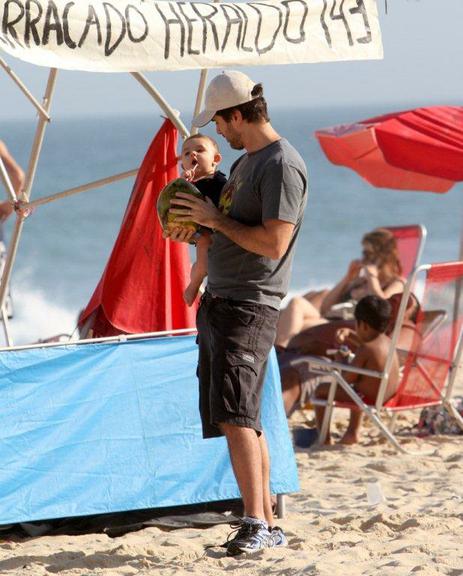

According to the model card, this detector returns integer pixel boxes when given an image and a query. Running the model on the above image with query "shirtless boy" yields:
[313,294,400,445]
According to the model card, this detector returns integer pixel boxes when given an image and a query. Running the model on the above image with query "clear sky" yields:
[1,0,462,120]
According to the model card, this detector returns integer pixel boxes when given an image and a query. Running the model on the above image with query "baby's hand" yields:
[181,168,195,182]
[181,161,199,183]
[163,227,195,244]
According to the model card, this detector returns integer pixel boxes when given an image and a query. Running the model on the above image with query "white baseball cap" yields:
[192,70,257,127]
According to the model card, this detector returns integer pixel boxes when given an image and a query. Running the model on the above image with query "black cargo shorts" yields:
[196,290,280,439]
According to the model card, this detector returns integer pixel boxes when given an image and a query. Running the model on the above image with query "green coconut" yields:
[157,178,204,234]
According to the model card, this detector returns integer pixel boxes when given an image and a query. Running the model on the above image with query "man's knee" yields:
[219,422,258,437]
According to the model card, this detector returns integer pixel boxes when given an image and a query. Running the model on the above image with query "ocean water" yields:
[3,105,462,344]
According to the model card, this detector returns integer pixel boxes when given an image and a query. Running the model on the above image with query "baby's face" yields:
[181,137,218,178]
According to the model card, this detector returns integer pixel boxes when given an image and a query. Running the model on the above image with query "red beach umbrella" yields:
[79,119,196,338]
[316,106,463,193]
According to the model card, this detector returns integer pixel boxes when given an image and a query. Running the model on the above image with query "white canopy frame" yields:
[0,0,385,345]
[0,61,200,347]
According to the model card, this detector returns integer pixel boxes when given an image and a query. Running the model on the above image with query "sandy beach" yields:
[0,369,462,576]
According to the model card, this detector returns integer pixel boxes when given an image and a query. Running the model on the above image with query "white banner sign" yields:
[0,0,383,72]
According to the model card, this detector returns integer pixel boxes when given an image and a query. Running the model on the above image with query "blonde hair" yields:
[182,133,220,154]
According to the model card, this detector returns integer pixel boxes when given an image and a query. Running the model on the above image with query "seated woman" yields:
[279,291,421,418]
[275,228,406,349]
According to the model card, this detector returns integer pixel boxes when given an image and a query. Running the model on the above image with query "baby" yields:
[180,134,227,306]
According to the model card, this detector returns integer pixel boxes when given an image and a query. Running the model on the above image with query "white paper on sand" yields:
[305,481,386,515]
[0,0,383,72]
[366,480,386,506]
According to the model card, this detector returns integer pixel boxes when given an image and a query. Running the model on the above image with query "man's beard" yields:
[229,140,244,150]
[225,127,244,150]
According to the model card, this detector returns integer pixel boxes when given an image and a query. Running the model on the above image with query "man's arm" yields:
[213,212,294,260]
[169,194,294,259]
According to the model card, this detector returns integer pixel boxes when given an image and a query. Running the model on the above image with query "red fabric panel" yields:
[315,126,453,193]
[375,107,463,181]
[428,261,463,283]
[79,120,196,336]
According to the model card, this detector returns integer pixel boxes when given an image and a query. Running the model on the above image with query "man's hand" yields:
[169,193,222,230]
[170,194,294,260]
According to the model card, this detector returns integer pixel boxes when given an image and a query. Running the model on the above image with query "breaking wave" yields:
[7,285,77,347]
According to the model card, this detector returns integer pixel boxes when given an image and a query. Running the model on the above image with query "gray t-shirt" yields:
[207,138,308,309]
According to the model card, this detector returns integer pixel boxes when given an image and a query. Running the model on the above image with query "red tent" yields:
[316,106,463,193]
[79,119,196,337]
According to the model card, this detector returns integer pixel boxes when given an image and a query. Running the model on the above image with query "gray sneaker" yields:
[270,526,288,547]
[226,517,274,556]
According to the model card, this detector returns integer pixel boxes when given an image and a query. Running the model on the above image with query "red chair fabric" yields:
[386,225,424,279]
[386,262,463,410]
[79,119,196,337]
[323,261,463,413]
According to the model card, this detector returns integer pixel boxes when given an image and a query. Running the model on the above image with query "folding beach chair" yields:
[294,224,426,412]
[385,224,426,278]
[304,261,463,454]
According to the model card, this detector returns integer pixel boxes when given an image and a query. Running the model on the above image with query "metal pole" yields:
[0,57,51,122]
[23,70,58,201]
[130,73,189,139]
[445,329,463,402]
[459,191,463,262]
[1,307,12,346]
[190,0,219,135]
[191,70,209,136]
[375,265,429,410]
[276,494,286,519]
[0,69,58,313]
[27,168,139,210]
[318,375,337,444]
[0,157,18,203]
[0,327,197,353]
